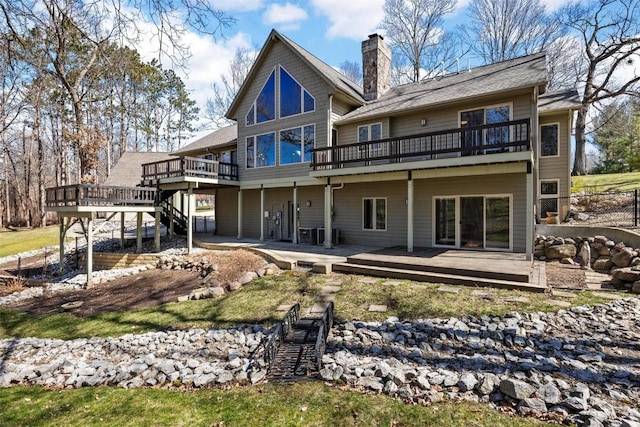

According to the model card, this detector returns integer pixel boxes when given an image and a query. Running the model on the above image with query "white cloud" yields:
[208,0,263,12]
[262,3,308,31]
[310,0,385,40]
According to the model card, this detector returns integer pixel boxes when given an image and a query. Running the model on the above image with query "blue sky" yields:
[134,0,573,126]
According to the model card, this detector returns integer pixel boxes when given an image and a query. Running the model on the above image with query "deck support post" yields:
[292,183,298,244]
[187,186,193,254]
[169,195,174,238]
[237,189,243,239]
[59,217,65,273]
[260,185,265,242]
[136,212,143,253]
[323,180,333,249]
[526,162,533,261]
[120,212,125,249]
[86,216,93,288]
[154,209,161,252]
[407,173,414,253]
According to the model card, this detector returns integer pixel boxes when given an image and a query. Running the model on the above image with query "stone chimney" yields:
[362,34,391,101]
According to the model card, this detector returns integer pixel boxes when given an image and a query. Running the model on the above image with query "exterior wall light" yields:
[421,118,427,126]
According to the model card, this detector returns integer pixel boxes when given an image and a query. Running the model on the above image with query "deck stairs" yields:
[333,253,548,292]
[146,189,188,235]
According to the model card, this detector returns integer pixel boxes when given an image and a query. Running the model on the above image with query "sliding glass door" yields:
[433,195,511,250]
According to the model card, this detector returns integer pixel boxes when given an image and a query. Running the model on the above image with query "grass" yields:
[0,271,626,340]
[0,226,64,258]
[0,383,556,427]
[572,171,640,193]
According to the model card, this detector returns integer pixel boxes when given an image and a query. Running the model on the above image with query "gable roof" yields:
[539,89,581,113]
[336,53,549,124]
[172,124,237,157]
[104,151,171,187]
[226,29,364,120]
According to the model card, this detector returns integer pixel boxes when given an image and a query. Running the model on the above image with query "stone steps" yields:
[333,262,548,292]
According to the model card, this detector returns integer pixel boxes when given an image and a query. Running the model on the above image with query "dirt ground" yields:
[545,261,587,289]
[1,250,266,317]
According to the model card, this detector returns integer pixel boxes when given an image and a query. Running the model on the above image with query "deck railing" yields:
[142,156,239,181]
[45,184,157,207]
[311,119,530,171]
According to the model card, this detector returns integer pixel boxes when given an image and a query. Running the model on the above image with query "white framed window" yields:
[363,197,386,231]
[459,103,513,154]
[540,123,559,157]
[246,132,276,168]
[279,124,315,165]
[358,123,382,142]
[540,179,559,218]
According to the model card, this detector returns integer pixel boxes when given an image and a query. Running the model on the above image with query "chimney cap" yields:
[368,33,383,40]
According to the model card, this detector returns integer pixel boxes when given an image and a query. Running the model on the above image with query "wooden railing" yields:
[45,184,157,207]
[142,156,239,181]
[311,119,530,171]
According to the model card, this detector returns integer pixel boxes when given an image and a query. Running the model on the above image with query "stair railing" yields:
[314,302,334,372]
[248,303,300,375]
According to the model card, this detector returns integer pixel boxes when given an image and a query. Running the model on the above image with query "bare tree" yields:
[339,60,362,86]
[205,47,256,128]
[381,0,459,82]
[467,0,563,64]
[558,0,640,175]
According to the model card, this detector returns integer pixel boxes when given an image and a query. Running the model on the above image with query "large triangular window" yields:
[280,66,315,118]
[246,69,276,126]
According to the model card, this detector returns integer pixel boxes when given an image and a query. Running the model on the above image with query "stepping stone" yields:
[471,290,495,300]
[316,294,335,302]
[545,299,572,308]
[310,302,330,313]
[591,291,624,300]
[551,290,578,298]
[321,285,341,294]
[502,296,531,303]
[382,280,402,287]
[368,304,388,312]
[438,285,460,294]
[276,304,294,312]
[411,284,429,290]
[359,277,377,284]
[324,279,342,286]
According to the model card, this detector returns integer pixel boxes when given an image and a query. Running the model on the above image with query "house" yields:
[138,30,580,259]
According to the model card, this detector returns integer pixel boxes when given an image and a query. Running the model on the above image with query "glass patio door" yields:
[460,197,484,248]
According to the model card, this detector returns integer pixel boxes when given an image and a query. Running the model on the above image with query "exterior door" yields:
[460,197,484,248]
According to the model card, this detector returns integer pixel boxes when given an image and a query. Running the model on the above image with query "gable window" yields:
[363,197,386,231]
[541,123,559,157]
[246,133,276,168]
[280,67,315,118]
[280,125,315,165]
[246,69,276,126]
[540,180,559,218]
[460,104,511,154]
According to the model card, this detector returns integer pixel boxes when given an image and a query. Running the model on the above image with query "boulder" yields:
[500,378,535,400]
[612,267,640,283]
[517,398,548,416]
[612,249,636,268]
[536,382,562,405]
[239,271,259,285]
[546,244,577,260]
[632,281,640,294]
[592,257,613,272]
[579,242,591,269]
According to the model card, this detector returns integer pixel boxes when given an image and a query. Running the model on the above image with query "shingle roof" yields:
[172,124,237,156]
[336,53,549,124]
[539,89,581,113]
[104,152,171,187]
[226,29,364,119]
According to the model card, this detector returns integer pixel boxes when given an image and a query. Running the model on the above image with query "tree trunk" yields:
[572,104,589,176]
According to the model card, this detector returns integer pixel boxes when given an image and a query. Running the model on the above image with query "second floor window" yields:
[280,125,315,164]
[246,133,276,168]
[280,67,315,118]
[541,124,559,156]
[358,123,382,142]
[246,69,276,126]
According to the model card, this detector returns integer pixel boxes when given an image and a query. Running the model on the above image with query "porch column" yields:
[260,185,265,241]
[292,183,298,244]
[324,180,333,249]
[407,172,414,253]
[187,186,193,253]
[237,189,243,239]
[86,216,93,288]
[526,162,533,260]
[136,212,143,253]
[154,209,161,252]
[120,212,125,249]
[59,217,65,273]
[169,195,174,238]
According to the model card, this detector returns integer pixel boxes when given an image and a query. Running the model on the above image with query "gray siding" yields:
[215,188,238,237]
[235,41,331,183]
[539,113,571,218]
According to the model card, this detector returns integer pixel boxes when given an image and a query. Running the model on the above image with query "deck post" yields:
[154,208,161,252]
[59,217,65,273]
[169,195,175,238]
[292,183,298,244]
[187,186,193,253]
[407,173,414,252]
[136,212,143,253]
[120,212,125,249]
[237,189,243,239]
[86,216,93,288]
[324,181,333,249]
[526,162,533,261]
[260,185,265,242]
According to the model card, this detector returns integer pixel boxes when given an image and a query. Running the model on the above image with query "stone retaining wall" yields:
[81,253,160,270]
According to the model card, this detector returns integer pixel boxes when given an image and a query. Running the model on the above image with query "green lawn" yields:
[0,383,555,427]
[0,226,62,258]
[572,171,640,193]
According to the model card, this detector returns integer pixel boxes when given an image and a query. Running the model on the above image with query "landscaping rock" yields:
[500,378,535,399]
[546,244,577,260]
[612,267,640,283]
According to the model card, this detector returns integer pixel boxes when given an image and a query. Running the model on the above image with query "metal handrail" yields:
[314,302,334,372]
[248,303,300,374]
